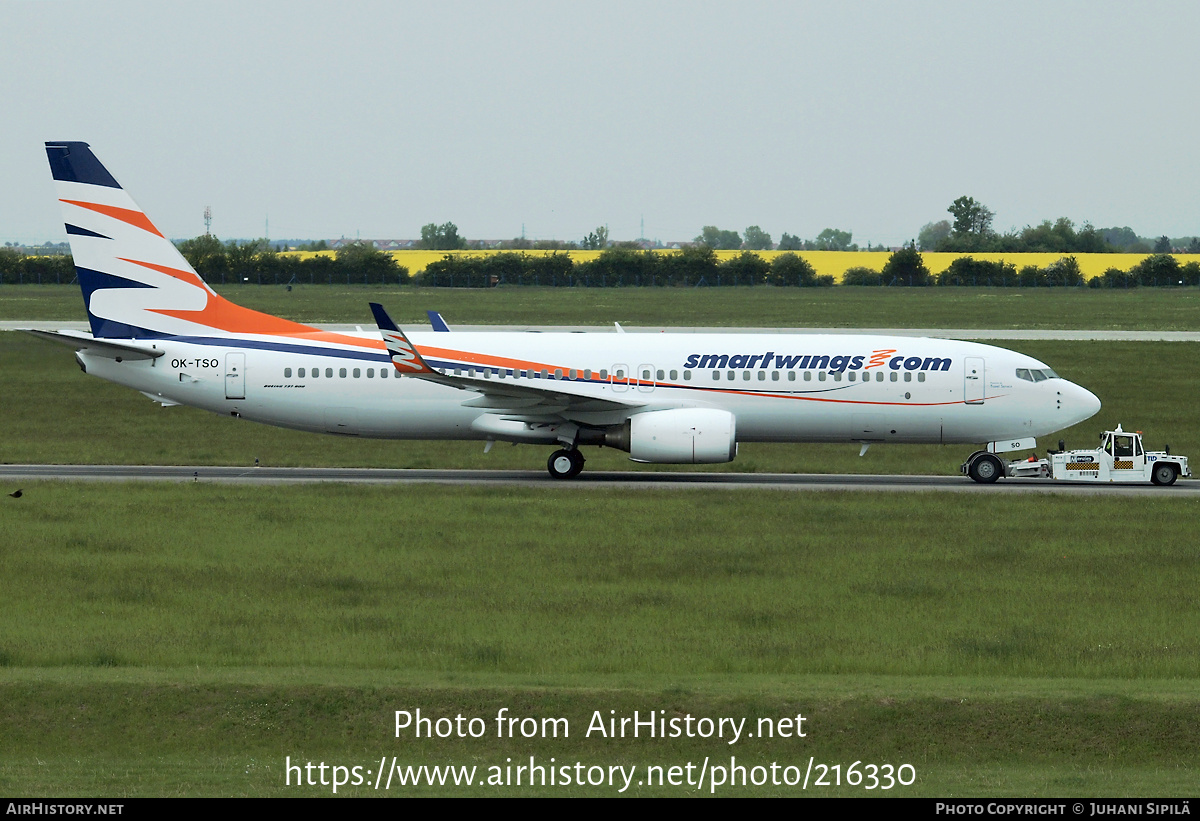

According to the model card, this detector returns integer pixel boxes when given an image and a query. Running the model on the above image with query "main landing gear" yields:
[547,448,585,479]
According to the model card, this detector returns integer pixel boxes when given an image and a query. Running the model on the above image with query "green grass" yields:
[2,484,1200,796]
[2,678,1198,796]
[3,485,1198,677]
[5,283,1200,329]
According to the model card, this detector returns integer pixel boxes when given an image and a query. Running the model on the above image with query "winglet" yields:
[426,310,451,332]
[369,303,439,375]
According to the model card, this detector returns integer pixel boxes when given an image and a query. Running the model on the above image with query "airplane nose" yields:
[1064,381,1101,426]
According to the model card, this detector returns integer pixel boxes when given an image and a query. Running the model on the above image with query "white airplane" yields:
[32,141,1101,480]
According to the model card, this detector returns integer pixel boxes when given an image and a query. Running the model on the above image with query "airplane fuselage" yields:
[80,330,1096,447]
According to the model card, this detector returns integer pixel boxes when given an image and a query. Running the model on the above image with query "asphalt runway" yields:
[1,464,1196,496]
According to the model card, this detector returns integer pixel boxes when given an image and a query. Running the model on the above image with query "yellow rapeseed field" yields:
[289,249,1200,283]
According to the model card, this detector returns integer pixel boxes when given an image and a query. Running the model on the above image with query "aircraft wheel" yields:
[1151,463,1178,486]
[967,453,1003,484]
[547,449,584,479]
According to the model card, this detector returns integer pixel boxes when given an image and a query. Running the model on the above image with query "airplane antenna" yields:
[203,206,212,236]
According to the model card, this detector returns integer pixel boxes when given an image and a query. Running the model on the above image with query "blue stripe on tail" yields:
[45,142,121,188]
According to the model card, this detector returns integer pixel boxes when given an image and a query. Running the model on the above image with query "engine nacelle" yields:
[626,408,737,464]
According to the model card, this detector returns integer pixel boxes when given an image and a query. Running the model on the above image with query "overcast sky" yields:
[4,0,1199,246]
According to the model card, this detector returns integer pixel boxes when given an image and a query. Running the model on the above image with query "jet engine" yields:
[605,408,737,464]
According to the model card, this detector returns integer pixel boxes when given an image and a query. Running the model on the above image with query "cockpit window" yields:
[1015,368,1059,382]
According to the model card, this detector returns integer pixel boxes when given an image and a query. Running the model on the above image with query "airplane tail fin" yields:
[45,142,314,339]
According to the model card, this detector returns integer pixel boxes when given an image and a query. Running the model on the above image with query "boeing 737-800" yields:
[31,142,1101,480]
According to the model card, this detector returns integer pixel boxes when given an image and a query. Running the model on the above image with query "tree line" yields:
[0,237,410,286]
[840,250,1200,288]
[917,196,1200,255]
[414,196,1200,256]
[419,246,834,288]
[174,235,410,285]
[2,240,1198,288]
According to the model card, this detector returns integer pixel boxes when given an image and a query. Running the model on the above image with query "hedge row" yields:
[3,246,1198,288]
[418,248,833,288]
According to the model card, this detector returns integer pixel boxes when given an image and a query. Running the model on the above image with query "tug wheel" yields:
[1151,462,1178,487]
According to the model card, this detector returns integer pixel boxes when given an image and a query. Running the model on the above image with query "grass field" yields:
[1,285,1198,796]
[5,282,1200,329]
[2,485,1199,796]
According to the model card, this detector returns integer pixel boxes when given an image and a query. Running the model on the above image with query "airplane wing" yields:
[23,329,165,361]
[369,303,639,418]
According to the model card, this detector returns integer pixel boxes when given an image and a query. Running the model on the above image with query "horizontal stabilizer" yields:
[24,329,164,360]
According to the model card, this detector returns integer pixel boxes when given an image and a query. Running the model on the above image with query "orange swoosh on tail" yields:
[60,199,164,237]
